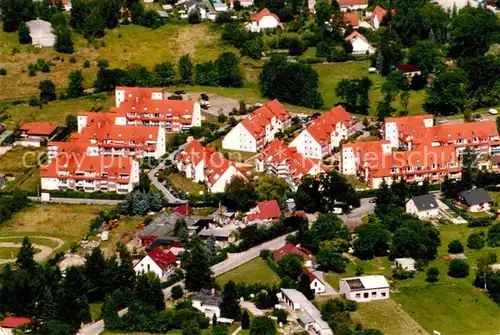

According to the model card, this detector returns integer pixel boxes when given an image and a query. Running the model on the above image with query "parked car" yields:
[438,119,448,124]
[312,112,321,119]
[174,90,186,95]
[332,207,343,214]
[200,100,210,109]
[200,93,209,101]
[473,114,482,121]
[489,109,498,115]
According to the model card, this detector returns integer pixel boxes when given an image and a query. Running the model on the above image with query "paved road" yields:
[348,198,375,218]
[28,196,123,205]
[148,162,184,204]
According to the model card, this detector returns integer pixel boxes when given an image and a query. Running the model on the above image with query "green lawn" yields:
[216,257,281,287]
[168,172,205,195]
[89,303,102,321]
[0,236,60,249]
[0,246,22,259]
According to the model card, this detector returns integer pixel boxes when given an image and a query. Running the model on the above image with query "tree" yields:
[377,94,396,121]
[408,41,443,74]
[100,0,122,29]
[195,61,219,86]
[224,177,258,211]
[59,267,91,327]
[39,80,56,102]
[448,239,464,254]
[309,214,349,252]
[241,310,250,329]
[400,90,410,115]
[488,223,500,247]
[179,54,193,85]
[250,316,277,335]
[188,7,202,24]
[335,78,373,114]
[294,177,321,213]
[212,325,229,335]
[486,271,500,303]
[1,0,36,32]
[171,285,184,299]
[377,28,403,76]
[259,55,323,109]
[242,37,263,60]
[320,170,360,212]
[183,239,213,291]
[70,0,89,31]
[299,272,315,300]
[390,221,440,260]
[467,232,486,250]
[18,22,31,44]
[354,224,391,259]
[426,267,439,283]
[54,25,75,54]
[183,320,201,335]
[278,254,304,279]
[154,62,176,87]
[316,240,347,273]
[134,273,165,310]
[448,259,470,278]
[220,280,241,320]
[66,70,84,98]
[255,176,288,205]
[215,52,243,88]
[16,237,36,271]
[83,7,105,40]
[233,0,241,10]
[424,70,465,116]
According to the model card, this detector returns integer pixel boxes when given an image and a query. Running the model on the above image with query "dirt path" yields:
[0,236,65,264]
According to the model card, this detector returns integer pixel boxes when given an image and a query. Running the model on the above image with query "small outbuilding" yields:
[26,19,56,47]
[405,194,440,219]
[192,289,222,319]
[458,188,493,212]
[394,258,416,272]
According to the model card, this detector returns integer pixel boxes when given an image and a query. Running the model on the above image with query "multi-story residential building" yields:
[41,152,140,193]
[342,140,461,188]
[290,106,355,159]
[383,114,434,149]
[255,139,324,190]
[222,99,291,153]
[176,139,247,193]
[77,87,202,133]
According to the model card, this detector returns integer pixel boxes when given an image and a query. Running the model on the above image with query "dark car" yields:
[174,90,186,95]
[473,114,482,121]
[200,93,209,101]
[312,112,321,119]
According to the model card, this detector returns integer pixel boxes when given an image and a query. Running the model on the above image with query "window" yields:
[364,292,369,298]
[381,292,386,297]
[355,293,361,298]
[372,291,377,296]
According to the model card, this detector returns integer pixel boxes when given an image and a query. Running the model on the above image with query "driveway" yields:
[169,92,241,117]
[313,270,339,296]
[0,236,64,264]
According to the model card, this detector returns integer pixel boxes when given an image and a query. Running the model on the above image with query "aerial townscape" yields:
[2,0,500,334]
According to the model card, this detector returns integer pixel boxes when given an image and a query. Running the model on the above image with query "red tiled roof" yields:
[116,87,163,103]
[344,12,359,26]
[273,243,312,262]
[174,203,191,216]
[19,122,58,136]
[345,31,368,44]
[147,247,177,270]
[397,64,420,73]
[371,5,387,22]
[338,0,368,6]
[112,98,196,121]
[0,317,31,328]
[251,8,280,23]
[299,269,321,284]
[305,106,351,144]
[240,99,290,139]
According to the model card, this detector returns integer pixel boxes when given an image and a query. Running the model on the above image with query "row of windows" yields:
[355,291,386,299]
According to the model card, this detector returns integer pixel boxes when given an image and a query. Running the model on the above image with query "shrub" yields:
[448,259,470,278]
[0,68,7,76]
[448,239,464,254]
[392,267,413,280]
[260,249,271,259]
[328,48,349,62]
[426,267,439,282]
[488,223,500,247]
[272,309,287,324]
[28,68,36,76]
[467,232,485,250]
[69,56,77,63]
[83,60,90,68]
[171,285,184,300]
[28,96,40,107]
[344,300,357,312]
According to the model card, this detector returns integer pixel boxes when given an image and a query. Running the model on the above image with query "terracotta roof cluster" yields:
[251,8,280,23]
[247,200,281,221]
[117,86,164,104]
[240,99,290,139]
[304,106,352,145]
[19,122,58,136]
[343,140,391,167]
[273,242,312,262]
[112,98,196,125]
[385,114,433,144]
[344,12,359,26]
[0,317,31,329]
[147,247,177,270]
[257,139,324,183]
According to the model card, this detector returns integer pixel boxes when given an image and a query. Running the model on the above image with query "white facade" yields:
[115,88,163,108]
[383,116,433,148]
[245,16,279,32]
[209,165,245,193]
[468,203,491,213]
[133,255,164,278]
[289,130,324,159]
[340,4,368,11]
[222,123,257,152]
[310,277,326,295]
[349,36,375,55]
[394,258,416,272]
[339,275,390,302]
[405,199,440,219]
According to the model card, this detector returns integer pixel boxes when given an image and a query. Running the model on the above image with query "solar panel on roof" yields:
[346,278,365,290]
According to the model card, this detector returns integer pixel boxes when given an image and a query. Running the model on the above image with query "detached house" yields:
[246,200,281,224]
[339,275,390,302]
[458,188,493,212]
[222,100,291,153]
[273,243,313,268]
[343,12,360,28]
[133,247,177,279]
[368,5,389,29]
[406,194,440,219]
[245,8,280,32]
[345,31,375,55]
[290,106,355,159]
[300,270,326,295]
[338,0,368,11]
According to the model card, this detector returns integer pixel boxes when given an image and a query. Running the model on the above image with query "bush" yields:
[83,60,90,68]
[344,300,357,312]
[272,309,287,324]
[69,56,77,63]
[448,239,464,254]
[392,267,413,280]
[468,217,493,227]
[426,267,439,282]
[0,68,7,75]
[171,285,184,300]
[467,232,485,250]
[28,96,40,107]
[448,259,470,278]
[328,48,349,62]
[260,249,271,259]
[488,223,500,247]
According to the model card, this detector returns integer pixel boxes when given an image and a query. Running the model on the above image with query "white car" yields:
[438,119,448,124]
[332,207,343,214]
[489,109,498,115]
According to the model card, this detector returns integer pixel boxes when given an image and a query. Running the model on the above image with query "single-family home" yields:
[192,289,222,319]
[338,0,368,11]
[368,5,389,29]
[345,31,375,55]
[133,247,177,279]
[231,0,253,7]
[396,64,422,78]
[245,8,280,33]
[273,243,313,268]
[26,19,55,47]
[246,200,281,224]
[458,188,493,212]
[343,12,360,27]
[405,194,440,219]
[222,100,291,152]
[339,275,390,302]
[290,106,354,159]
[187,1,208,20]
[0,317,32,333]
[198,226,237,248]
[279,289,333,335]
[394,258,416,272]
[19,122,58,139]
[300,270,326,295]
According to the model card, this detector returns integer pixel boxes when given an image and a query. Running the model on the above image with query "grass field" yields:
[0,236,61,249]
[0,147,45,172]
[216,257,281,287]
[0,246,23,259]
[168,173,205,195]
[89,303,103,321]
[0,203,113,248]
